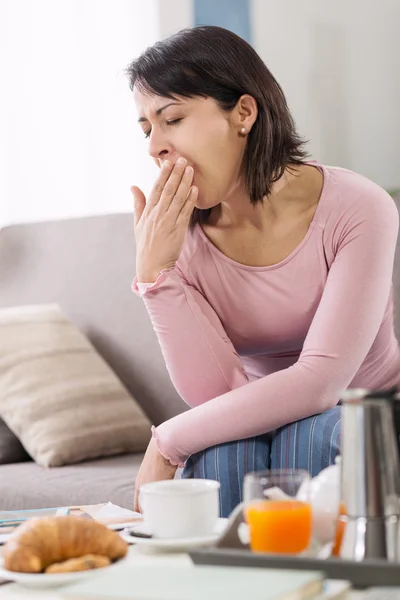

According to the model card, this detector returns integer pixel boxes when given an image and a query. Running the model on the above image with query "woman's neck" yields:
[210,164,322,231]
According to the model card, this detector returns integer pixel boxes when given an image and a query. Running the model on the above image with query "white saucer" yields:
[120,518,228,551]
[0,556,126,589]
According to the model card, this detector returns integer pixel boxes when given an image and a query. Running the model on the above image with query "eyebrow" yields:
[138,102,181,123]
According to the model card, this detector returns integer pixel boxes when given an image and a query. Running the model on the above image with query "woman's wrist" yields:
[135,262,163,283]
[151,425,184,469]
[136,263,176,284]
[136,271,159,284]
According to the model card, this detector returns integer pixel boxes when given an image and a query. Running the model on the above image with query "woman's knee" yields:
[182,434,271,481]
[271,406,341,478]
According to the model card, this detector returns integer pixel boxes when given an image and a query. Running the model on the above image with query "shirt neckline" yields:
[195,162,330,272]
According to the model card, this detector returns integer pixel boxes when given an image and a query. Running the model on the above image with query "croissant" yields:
[3,515,128,573]
[45,554,111,573]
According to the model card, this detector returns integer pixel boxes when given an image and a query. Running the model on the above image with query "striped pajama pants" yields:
[181,406,341,517]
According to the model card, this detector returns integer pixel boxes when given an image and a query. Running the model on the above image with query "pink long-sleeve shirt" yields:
[132,164,400,467]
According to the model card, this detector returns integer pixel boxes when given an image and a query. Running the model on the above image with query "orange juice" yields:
[245,500,312,553]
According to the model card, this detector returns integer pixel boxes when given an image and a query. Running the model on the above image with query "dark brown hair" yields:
[125,26,308,228]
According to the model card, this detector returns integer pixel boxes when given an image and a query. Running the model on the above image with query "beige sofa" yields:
[0,213,187,510]
[1,198,400,511]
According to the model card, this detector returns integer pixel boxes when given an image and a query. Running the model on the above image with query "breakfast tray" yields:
[190,548,400,589]
[189,504,400,589]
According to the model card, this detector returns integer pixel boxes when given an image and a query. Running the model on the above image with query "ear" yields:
[233,94,258,135]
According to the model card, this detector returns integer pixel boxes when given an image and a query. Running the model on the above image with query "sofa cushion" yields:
[0,418,31,465]
[0,304,152,467]
[0,453,143,510]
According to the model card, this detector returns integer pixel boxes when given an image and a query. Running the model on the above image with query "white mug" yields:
[139,479,220,539]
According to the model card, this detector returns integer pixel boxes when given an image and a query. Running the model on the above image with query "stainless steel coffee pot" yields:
[338,387,400,562]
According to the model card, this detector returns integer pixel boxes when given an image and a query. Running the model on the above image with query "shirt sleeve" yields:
[132,267,249,408]
[152,190,399,466]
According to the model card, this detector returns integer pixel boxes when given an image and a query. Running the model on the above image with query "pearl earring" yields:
[240,127,246,134]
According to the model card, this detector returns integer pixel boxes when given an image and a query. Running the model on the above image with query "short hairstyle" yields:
[126,26,308,228]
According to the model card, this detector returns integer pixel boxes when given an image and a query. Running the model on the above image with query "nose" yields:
[148,128,172,161]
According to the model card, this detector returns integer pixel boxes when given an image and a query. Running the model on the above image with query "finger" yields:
[147,160,174,209]
[131,186,146,228]
[157,157,189,211]
[176,185,198,224]
[167,166,194,219]
[134,489,140,513]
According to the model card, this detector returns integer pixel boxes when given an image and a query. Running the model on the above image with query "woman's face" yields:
[134,88,249,209]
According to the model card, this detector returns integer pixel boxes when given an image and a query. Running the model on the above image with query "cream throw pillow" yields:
[0,304,152,467]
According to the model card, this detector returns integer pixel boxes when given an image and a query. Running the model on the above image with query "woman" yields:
[126,26,400,517]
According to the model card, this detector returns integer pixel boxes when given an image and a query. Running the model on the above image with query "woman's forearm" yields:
[133,267,249,407]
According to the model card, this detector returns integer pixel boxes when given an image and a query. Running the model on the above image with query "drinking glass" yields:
[243,469,312,554]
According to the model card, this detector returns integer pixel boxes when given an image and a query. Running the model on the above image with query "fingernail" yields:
[186,166,193,176]
[163,160,171,170]
[177,157,186,166]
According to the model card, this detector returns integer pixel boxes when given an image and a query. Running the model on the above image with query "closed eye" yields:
[143,118,183,139]
[166,118,183,127]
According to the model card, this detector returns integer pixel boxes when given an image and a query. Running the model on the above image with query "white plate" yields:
[120,518,227,551]
[0,556,126,589]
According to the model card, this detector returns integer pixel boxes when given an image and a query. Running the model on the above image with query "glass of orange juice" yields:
[243,470,312,554]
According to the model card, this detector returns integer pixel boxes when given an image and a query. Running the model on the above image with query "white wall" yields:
[251,0,400,190]
[158,0,192,39]
[0,0,160,227]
